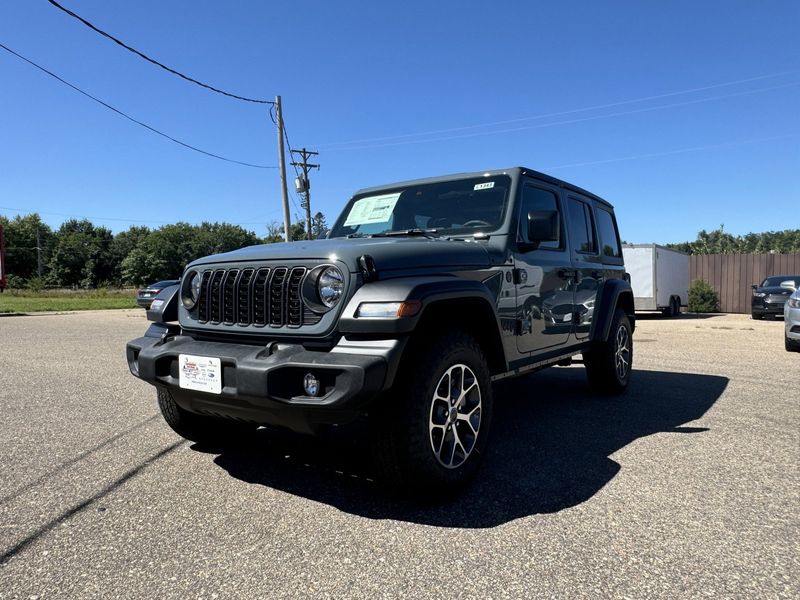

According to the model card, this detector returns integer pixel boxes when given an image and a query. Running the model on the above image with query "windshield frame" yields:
[329,174,514,239]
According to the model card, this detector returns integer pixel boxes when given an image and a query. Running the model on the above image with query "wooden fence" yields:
[689,253,800,313]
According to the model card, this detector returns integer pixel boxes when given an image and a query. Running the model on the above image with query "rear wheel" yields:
[672,297,681,316]
[583,308,633,395]
[371,330,493,497]
[156,388,256,444]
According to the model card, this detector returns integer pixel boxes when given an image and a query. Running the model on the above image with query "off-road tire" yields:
[786,335,800,352]
[583,308,633,395]
[370,330,493,498]
[157,387,256,444]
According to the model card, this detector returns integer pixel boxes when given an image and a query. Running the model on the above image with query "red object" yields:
[0,223,6,291]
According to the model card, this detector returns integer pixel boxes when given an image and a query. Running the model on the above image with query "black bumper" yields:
[127,333,395,433]
[752,300,785,315]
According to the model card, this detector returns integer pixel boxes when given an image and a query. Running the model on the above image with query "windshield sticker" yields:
[474,181,495,191]
[343,192,401,226]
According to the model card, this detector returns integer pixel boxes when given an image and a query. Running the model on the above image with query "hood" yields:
[188,237,494,272]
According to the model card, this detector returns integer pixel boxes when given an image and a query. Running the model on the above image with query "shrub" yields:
[26,277,44,293]
[688,279,718,312]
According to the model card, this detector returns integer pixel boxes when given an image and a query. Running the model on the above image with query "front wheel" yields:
[583,308,633,394]
[156,388,257,444]
[786,335,800,352]
[371,331,493,497]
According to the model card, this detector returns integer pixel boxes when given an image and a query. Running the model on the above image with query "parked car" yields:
[784,287,800,352]
[751,276,800,319]
[137,280,179,309]
[127,167,635,496]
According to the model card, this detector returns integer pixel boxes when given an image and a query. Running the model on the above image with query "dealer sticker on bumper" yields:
[179,354,222,394]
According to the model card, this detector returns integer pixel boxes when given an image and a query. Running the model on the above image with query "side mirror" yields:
[780,280,797,291]
[751,284,757,290]
[527,211,559,243]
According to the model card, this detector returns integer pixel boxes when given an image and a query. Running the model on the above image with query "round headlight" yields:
[181,271,201,309]
[318,266,344,308]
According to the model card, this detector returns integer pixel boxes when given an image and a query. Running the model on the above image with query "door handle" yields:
[558,269,578,279]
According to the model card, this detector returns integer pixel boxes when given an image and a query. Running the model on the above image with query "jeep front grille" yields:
[195,266,321,328]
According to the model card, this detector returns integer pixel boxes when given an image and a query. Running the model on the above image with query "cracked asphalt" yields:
[0,310,797,598]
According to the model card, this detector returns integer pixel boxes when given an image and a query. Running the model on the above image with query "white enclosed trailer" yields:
[622,244,689,316]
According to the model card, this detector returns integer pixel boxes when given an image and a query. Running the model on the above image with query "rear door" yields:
[566,195,603,340]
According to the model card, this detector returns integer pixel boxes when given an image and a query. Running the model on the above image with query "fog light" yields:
[303,372,321,397]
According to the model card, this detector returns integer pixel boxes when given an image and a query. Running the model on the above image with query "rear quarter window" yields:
[596,208,622,258]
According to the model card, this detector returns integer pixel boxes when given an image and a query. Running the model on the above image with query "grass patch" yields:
[0,289,139,313]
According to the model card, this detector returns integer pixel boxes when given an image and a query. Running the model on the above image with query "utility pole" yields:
[275,96,292,242]
[36,229,42,278]
[290,147,320,240]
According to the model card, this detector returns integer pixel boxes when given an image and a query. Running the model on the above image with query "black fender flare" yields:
[589,278,635,342]
[146,284,179,323]
[338,275,501,335]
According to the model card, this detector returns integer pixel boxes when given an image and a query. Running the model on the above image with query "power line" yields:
[46,0,273,105]
[543,133,800,171]
[278,110,307,213]
[320,81,800,151]
[0,42,276,169]
[316,69,800,149]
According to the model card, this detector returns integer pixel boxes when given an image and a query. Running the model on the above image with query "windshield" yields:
[761,276,800,288]
[330,175,512,238]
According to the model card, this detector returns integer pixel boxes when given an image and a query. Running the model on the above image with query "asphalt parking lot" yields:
[0,310,797,598]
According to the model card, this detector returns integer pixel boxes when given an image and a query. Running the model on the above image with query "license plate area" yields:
[178,354,222,394]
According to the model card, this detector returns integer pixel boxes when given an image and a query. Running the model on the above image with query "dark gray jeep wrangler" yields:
[127,167,634,494]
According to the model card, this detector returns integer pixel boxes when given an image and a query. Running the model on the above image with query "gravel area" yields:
[0,310,797,598]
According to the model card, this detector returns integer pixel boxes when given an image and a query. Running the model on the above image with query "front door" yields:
[515,180,573,353]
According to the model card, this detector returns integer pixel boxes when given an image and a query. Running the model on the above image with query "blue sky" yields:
[1,0,798,243]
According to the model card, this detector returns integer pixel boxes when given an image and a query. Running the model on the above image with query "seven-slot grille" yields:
[194,266,320,327]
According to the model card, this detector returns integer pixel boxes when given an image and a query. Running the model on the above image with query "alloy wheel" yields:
[614,324,631,380]
[428,364,482,469]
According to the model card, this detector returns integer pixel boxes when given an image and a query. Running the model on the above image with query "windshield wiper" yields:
[375,228,440,238]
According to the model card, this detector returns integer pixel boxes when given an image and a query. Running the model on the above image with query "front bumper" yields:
[752,299,786,315]
[127,333,401,433]
[785,307,800,340]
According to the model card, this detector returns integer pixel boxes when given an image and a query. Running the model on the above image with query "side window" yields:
[519,185,562,249]
[567,197,597,253]
[595,208,621,258]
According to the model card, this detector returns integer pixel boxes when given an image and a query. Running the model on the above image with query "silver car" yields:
[785,287,800,352]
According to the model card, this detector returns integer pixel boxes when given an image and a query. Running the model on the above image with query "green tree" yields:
[47,219,114,287]
[110,226,150,283]
[120,222,259,285]
[667,226,800,255]
[0,213,54,283]
[264,221,284,244]
[311,211,328,239]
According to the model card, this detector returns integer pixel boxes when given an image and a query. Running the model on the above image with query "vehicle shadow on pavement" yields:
[205,368,728,528]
